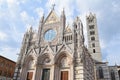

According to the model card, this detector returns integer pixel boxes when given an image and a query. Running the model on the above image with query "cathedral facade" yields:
[13,7,120,80]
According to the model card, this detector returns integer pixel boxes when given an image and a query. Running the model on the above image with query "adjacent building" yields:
[13,6,120,80]
[0,55,16,80]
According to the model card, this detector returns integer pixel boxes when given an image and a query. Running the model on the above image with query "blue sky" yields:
[0,0,120,65]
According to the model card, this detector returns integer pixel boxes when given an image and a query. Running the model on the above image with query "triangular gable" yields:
[57,43,73,54]
[41,45,54,55]
[44,10,60,24]
[27,46,37,54]
[26,48,37,58]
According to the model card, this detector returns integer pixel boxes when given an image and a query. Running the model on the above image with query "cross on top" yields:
[52,4,55,10]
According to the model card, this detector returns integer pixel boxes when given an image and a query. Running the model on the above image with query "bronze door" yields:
[61,71,68,80]
[26,72,33,80]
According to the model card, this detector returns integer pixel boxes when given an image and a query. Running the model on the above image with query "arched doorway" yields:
[26,59,35,80]
[54,52,73,80]
[20,55,36,80]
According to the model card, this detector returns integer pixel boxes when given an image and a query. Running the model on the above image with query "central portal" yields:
[61,71,68,80]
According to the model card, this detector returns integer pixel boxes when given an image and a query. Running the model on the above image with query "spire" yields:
[60,8,66,43]
[29,26,32,32]
[75,16,81,22]
[87,12,95,21]
[62,8,65,15]
[115,62,118,66]
[61,8,66,19]
[40,14,44,23]
[52,4,55,10]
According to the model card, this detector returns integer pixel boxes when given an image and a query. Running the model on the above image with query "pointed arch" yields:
[23,54,35,67]
[20,54,36,80]
[54,50,73,80]
[54,50,73,66]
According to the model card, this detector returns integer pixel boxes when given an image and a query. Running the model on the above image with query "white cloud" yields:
[100,39,107,49]
[7,0,20,8]
[6,0,29,5]
[19,0,27,4]
[7,0,16,4]
[0,0,21,20]
[112,1,120,13]
[0,0,3,3]
[106,54,120,65]
[75,0,103,12]
[0,31,8,41]
[35,7,44,18]
[20,11,29,21]
[9,24,23,43]
[102,34,120,65]
[109,34,120,46]
[45,0,55,9]
[20,11,36,28]
[0,46,19,61]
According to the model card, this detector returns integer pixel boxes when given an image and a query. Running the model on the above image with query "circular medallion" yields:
[44,29,56,41]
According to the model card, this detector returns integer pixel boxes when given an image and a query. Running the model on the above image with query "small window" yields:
[76,25,77,29]
[92,43,95,47]
[93,49,96,53]
[76,39,78,43]
[63,36,65,41]
[67,36,68,42]
[99,67,104,79]
[89,25,94,29]
[91,37,95,41]
[89,19,93,22]
[71,35,72,40]
[65,37,67,42]
[76,33,77,38]
[118,70,120,79]
[1,62,4,67]
[88,18,94,23]
[111,70,116,80]
[90,31,95,35]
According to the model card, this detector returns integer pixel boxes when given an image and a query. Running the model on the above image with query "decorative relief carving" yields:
[45,11,59,24]
[64,47,66,50]
[43,57,51,64]
[28,60,35,69]
[47,49,49,51]
[60,57,70,67]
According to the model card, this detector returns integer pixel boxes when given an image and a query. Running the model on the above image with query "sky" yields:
[0,0,120,65]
